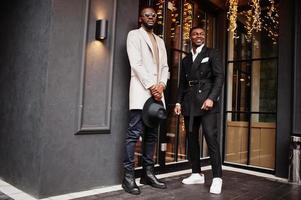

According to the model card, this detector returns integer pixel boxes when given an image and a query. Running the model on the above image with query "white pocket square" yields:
[201,57,209,63]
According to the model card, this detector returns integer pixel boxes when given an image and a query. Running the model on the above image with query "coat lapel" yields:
[139,27,155,57]
[190,46,207,76]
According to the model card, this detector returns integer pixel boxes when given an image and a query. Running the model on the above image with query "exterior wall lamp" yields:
[95,19,108,41]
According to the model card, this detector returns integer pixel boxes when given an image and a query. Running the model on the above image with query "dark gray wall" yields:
[0,0,139,198]
[0,0,51,197]
[38,0,139,198]
[293,0,301,135]
[276,0,296,178]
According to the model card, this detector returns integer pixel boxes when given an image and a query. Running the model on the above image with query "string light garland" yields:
[183,1,193,41]
[230,0,278,44]
[155,0,164,38]
[243,0,261,42]
[227,0,239,38]
[155,0,278,45]
[169,0,179,38]
[251,0,262,33]
[264,0,279,44]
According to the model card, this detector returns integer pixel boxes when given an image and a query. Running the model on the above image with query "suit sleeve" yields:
[176,59,187,104]
[158,39,169,86]
[126,31,155,89]
[208,49,224,101]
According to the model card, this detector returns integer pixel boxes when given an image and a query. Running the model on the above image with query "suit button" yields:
[199,90,202,93]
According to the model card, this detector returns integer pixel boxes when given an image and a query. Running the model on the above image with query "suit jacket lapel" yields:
[139,27,155,56]
[190,46,207,76]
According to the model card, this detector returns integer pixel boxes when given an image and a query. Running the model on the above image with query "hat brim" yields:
[142,97,166,128]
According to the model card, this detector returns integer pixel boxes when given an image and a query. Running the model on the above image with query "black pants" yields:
[184,113,222,177]
[123,110,158,171]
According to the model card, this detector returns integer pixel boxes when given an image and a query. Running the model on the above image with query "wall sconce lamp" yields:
[95,19,108,41]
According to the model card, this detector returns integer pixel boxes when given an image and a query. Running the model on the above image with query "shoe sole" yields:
[140,180,167,189]
[210,191,221,194]
[182,181,205,185]
[122,184,141,195]
[209,187,222,194]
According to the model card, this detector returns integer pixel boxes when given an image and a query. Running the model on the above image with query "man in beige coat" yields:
[122,6,169,195]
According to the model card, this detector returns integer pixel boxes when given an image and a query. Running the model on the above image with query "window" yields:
[224,4,278,170]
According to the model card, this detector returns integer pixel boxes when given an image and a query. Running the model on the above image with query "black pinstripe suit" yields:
[177,46,224,177]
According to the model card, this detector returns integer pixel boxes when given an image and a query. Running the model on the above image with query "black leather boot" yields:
[140,166,167,189]
[122,170,140,195]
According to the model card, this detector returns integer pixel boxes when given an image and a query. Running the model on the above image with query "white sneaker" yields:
[209,178,222,194]
[182,173,205,184]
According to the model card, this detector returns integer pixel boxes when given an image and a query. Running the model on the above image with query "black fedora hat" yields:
[142,97,167,128]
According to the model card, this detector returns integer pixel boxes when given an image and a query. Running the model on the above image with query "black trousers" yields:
[123,110,158,171]
[184,113,222,177]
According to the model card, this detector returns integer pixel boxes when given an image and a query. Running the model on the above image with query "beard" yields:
[142,21,154,30]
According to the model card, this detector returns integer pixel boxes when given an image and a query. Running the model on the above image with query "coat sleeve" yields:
[158,39,169,86]
[126,31,155,89]
[208,49,224,101]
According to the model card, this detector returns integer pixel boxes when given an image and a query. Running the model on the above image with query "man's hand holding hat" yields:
[149,83,165,101]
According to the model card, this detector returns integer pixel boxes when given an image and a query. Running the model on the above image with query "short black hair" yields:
[139,6,156,16]
[189,26,205,36]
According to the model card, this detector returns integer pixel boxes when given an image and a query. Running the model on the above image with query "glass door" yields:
[224,2,279,171]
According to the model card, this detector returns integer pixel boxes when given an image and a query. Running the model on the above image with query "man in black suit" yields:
[174,26,224,194]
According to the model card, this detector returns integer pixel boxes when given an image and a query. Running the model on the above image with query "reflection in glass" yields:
[182,0,193,52]
[154,0,165,38]
[134,139,158,168]
[227,60,277,121]
[228,8,278,61]
[164,0,186,163]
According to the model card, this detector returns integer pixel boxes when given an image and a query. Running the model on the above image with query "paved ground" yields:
[73,170,301,200]
[1,170,301,200]
[0,192,12,200]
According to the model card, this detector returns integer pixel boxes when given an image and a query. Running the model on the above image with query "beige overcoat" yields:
[127,27,169,110]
